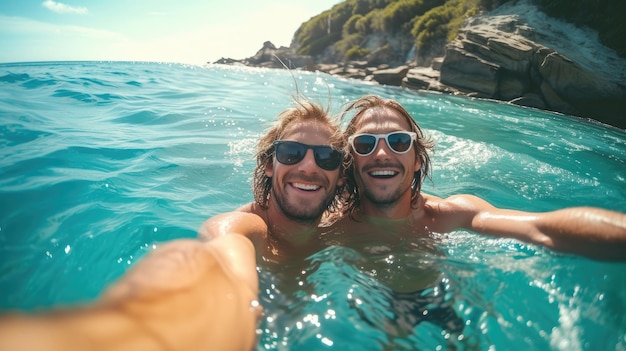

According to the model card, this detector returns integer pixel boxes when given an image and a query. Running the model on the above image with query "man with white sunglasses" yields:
[324,94,626,339]
[335,94,626,261]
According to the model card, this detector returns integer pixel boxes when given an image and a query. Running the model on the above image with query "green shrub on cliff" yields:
[294,1,390,56]
[381,0,446,33]
[346,46,371,59]
[412,0,479,48]
[294,0,483,62]
[293,0,624,62]
[343,14,364,36]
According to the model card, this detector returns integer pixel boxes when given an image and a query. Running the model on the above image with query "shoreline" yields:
[214,1,626,129]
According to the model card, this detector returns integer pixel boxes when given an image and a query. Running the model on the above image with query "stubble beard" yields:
[362,185,409,208]
[271,186,335,224]
[358,166,411,208]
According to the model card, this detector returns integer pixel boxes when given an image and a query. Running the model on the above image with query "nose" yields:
[296,149,319,172]
[372,137,391,159]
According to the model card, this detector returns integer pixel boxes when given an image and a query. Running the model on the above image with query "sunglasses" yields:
[273,140,344,171]
[348,131,417,156]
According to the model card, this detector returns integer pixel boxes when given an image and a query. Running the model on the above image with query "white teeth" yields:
[370,170,396,176]
[293,182,321,191]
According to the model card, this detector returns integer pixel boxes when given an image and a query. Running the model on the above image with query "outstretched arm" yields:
[443,195,626,261]
[0,235,261,351]
[198,210,268,248]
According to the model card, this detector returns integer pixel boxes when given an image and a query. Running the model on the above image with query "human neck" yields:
[359,194,414,220]
[264,204,320,247]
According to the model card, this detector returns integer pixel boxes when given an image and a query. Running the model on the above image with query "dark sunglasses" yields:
[348,131,417,156]
[273,140,344,171]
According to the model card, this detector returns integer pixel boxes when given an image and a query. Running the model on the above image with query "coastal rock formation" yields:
[213,1,626,129]
[438,3,626,128]
[214,41,316,71]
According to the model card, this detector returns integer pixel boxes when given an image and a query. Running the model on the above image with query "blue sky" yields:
[0,0,342,64]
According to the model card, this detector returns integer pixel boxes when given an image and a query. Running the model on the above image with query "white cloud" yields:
[42,0,88,15]
[0,15,125,63]
[0,15,121,39]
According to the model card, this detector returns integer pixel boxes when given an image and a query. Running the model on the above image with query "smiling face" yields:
[265,120,344,222]
[350,106,421,213]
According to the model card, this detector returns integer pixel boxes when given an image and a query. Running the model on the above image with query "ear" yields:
[265,160,274,178]
[414,154,422,173]
[337,176,346,188]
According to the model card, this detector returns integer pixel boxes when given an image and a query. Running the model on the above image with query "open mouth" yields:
[291,182,321,191]
[368,170,398,179]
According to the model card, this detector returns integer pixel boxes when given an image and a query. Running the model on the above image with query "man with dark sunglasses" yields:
[0,98,347,351]
[198,98,347,262]
[336,94,626,260]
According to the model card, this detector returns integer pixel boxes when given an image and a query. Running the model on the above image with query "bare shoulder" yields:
[198,203,268,242]
[235,202,255,213]
[421,193,490,232]
[423,193,491,212]
[422,193,460,213]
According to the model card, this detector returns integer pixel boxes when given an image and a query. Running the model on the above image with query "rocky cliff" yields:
[436,2,626,129]
[213,1,626,129]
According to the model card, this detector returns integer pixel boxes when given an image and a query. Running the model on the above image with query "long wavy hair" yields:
[340,95,434,215]
[252,98,348,213]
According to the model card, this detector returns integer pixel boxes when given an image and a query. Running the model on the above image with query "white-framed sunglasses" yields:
[348,131,417,156]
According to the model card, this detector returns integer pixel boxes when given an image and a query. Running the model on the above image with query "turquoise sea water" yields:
[0,61,625,350]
